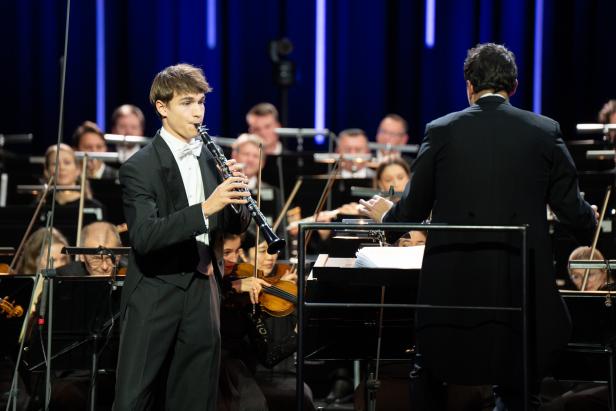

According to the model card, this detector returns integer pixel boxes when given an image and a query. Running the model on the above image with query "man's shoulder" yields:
[119,140,158,175]
[428,104,559,133]
[426,109,468,130]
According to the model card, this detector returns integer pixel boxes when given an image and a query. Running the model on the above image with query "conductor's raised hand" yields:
[358,195,394,223]
[202,175,250,216]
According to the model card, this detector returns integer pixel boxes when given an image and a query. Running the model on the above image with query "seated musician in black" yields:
[40,144,106,244]
[219,232,315,411]
[57,221,126,277]
[14,227,70,274]
[567,246,612,291]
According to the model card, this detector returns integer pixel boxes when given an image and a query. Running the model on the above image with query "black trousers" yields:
[113,274,220,411]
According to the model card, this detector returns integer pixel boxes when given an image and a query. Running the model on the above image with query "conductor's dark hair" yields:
[463,43,518,94]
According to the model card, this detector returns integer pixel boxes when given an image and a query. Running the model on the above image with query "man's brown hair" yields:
[72,121,104,147]
[149,64,211,117]
[598,99,616,124]
[111,104,146,131]
[247,102,279,121]
[382,114,409,134]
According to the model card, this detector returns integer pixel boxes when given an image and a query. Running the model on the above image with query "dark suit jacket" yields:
[385,96,596,385]
[100,163,119,180]
[119,132,250,314]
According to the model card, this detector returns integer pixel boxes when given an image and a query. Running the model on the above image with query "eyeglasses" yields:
[84,254,116,268]
[569,270,604,283]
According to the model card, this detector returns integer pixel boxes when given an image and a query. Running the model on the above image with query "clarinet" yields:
[196,125,286,254]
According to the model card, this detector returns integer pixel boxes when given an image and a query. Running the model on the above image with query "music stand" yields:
[57,246,129,411]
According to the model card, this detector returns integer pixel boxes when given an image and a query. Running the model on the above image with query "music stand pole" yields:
[88,247,116,411]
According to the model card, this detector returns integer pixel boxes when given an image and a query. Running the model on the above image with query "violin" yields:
[0,296,24,318]
[225,262,297,317]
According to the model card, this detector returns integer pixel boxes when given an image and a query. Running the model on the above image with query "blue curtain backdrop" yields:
[1,0,616,154]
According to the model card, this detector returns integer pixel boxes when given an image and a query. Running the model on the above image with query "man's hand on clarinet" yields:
[202,161,250,216]
[358,195,394,223]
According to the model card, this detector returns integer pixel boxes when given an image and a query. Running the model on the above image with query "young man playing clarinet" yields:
[113,63,251,410]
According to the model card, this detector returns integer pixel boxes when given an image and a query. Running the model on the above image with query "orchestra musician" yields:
[245,103,283,156]
[597,99,616,142]
[231,133,283,236]
[374,158,411,194]
[336,128,374,178]
[359,43,598,410]
[72,120,118,180]
[219,232,316,410]
[113,63,251,410]
[56,221,125,277]
[567,246,611,291]
[42,143,105,215]
[110,104,147,163]
[13,227,70,274]
[375,114,410,162]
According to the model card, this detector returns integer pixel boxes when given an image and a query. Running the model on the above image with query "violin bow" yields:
[272,178,303,232]
[581,185,611,291]
[75,152,88,246]
[304,159,341,251]
[8,176,54,273]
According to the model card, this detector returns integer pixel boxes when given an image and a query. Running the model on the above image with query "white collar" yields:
[477,93,507,101]
[159,127,198,158]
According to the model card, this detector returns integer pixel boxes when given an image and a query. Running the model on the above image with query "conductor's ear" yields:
[509,80,518,97]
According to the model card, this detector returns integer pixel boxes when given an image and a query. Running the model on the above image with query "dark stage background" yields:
[1,0,616,154]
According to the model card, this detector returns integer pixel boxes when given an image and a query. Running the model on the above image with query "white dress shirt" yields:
[160,127,211,274]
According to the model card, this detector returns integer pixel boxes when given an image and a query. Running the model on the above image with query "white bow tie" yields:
[177,138,203,159]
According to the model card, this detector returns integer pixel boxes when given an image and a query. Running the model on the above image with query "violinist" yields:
[567,246,612,291]
[219,232,316,411]
[13,227,70,274]
[374,158,410,194]
[43,143,105,211]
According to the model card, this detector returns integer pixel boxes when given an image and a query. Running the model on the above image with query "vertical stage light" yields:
[96,0,105,129]
[425,0,435,48]
[314,0,326,145]
[207,0,217,50]
[533,0,544,114]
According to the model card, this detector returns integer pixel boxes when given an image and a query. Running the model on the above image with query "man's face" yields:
[82,237,117,276]
[156,92,205,141]
[78,132,107,175]
[376,118,408,146]
[336,134,370,171]
[112,113,144,136]
[247,114,280,152]
[569,268,607,291]
[232,143,262,179]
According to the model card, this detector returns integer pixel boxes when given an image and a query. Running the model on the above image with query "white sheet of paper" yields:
[355,246,424,269]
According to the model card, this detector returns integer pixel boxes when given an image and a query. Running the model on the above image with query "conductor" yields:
[359,43,597,409]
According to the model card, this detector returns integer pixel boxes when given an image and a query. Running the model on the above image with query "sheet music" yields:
[355,246,424,269]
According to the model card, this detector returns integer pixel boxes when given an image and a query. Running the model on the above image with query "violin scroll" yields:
[0,296,24,318]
